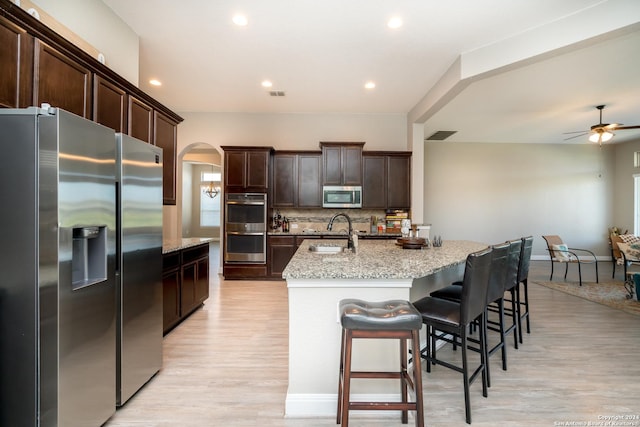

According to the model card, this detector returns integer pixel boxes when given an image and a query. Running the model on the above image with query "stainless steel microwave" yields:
[322,185,362,208]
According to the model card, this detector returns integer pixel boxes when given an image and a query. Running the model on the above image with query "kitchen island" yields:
[282,238,487,418]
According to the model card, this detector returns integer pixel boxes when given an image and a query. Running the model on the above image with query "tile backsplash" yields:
[271,208,387,233]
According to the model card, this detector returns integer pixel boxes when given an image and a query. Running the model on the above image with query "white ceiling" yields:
[102,0,640,144]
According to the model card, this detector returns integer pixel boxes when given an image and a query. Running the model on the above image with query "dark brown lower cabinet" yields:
[162,252,181,333]
[162,243,210,334]
[268,235,323,279]
[268,236,297,278]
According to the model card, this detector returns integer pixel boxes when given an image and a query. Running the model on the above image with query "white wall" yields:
[181,162,193,236]
[177,112,408,154]
[30,0,140,85]
[423,141,616,258]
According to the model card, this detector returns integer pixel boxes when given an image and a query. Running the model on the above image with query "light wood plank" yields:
[106,249,640,426]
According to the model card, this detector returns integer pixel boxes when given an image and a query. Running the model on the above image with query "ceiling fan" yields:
[564,105,640,145]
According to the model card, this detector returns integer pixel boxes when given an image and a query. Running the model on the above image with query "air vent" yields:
[269,91,286,97]
[425,130,457,141]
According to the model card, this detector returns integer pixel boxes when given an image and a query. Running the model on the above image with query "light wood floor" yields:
[105,249,640,426]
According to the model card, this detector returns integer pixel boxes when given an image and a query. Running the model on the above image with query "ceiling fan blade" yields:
[604,123,622,129]
[563,130,589,134]
[613,125,640,130]
[564,132,588,141]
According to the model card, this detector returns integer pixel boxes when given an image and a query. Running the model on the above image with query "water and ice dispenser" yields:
[71,226,107,290]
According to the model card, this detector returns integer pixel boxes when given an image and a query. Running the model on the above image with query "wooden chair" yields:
[541,235,598,286]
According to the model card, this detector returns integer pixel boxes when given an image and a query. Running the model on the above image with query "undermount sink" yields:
[308,244,347,254]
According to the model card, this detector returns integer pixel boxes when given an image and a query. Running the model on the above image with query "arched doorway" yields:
[179,143,222,239]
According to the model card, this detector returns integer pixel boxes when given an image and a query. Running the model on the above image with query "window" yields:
[635,174,640,235]
[200,170,221,227]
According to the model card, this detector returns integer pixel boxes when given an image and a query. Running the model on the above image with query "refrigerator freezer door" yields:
[0,107,117,427]
[116,133,163,406]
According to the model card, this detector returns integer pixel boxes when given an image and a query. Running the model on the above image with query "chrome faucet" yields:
[327,213,354,250]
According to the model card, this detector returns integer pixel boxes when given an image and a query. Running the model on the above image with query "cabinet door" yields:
[181,261,197,315]
[247,150,269,189]
[272,154,297,207]
[194,257,209,304]
[154,111,178,205]
[387,155,411,209]
[128,96,153,143]
[93,75,126,132]
[0,16,33,108]
[34,40,91,118]
[322,145,342,185]
[162,269,181,333]
[342,146,363,186]
[298,153,322,207]
[362,155,386,208]
[268,236,296,277]
[224,151,247,188]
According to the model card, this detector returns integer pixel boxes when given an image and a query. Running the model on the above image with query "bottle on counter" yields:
[370,216,378,234]
[282,217,290,233]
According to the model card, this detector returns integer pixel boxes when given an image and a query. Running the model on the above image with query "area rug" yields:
[534,280,640,317]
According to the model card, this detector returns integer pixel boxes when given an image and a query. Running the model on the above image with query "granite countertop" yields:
[163,237,214,254]
[282,239,487,280]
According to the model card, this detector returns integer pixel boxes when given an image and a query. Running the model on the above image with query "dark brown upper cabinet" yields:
[272,153,297,207]
[297,152,322,207]
[363,152,411,209]
[0,15,33,108]
[128,96,153,144]
[93,75,126,133]
[1,3,183,205]
[320,142,364,186]
[362,154,386,208]
[271,151,322,208]
[34,39,91,118]
[222,146,273,192]
[154,110,178,205]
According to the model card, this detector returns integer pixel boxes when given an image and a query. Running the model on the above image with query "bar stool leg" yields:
[336,328,345,424]
[411,329,425,427]
[400,337,408,424]
[339,329,353,426]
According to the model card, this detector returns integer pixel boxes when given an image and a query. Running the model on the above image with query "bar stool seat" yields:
[337,299,424,427]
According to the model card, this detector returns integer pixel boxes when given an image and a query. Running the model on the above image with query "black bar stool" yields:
[337,299,424,427]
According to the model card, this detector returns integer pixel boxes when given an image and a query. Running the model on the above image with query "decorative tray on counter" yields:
[395,237,427,249]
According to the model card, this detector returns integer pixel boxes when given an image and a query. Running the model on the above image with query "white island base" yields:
[283,239,485,418]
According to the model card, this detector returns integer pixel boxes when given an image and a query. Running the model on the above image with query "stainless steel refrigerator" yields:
[115,133,163,406]
[0,106,117,426]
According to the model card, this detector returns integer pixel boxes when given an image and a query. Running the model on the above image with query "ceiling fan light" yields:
[588,129,614,144]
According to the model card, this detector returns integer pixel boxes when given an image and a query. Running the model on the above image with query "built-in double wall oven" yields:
[224,193,267,263]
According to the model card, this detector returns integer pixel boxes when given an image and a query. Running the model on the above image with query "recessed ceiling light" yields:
[149,79,162,86]
[387,17,403,29]
[261,80,273,88]
[365,81,376,89]
[232,14,248,26]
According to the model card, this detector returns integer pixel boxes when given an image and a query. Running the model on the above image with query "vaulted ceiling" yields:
[102,0,640,144]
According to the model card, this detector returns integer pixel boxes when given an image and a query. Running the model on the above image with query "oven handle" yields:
[226,231,265,236]
[226,201,266,206]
